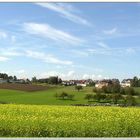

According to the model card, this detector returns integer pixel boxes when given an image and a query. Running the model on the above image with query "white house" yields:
[0,78,7,83]
[76,83,87,87]
[95,80,112,88]
[121,79,131,87]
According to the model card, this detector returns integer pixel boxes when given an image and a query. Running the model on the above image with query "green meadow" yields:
[0,85,93,105]
[0,85,140,105]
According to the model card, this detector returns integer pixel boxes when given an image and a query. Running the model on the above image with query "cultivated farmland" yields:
[0,83,48,92]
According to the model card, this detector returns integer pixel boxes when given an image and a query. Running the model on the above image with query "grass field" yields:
[0,84,140,105]
[0,104,140,137]
[0,85,93,105]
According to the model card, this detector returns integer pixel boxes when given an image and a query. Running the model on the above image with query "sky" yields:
[0,2,140,81]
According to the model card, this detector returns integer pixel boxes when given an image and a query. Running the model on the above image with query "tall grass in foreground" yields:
[0,104,140,137]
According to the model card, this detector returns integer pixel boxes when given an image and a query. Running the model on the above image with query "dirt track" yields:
[0,83,48,92]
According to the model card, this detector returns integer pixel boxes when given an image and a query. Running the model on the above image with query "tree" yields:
[93,93,102,102]
[13,76,17,81]
[111,83,121,93]
[100,94,107,101]
[32,76,37,83]
[131,76,139,87]
[85,93,93,101]
[93,87,97,93]
[75,85,83,92]
[0,73,8,79]
[59,92,68,100]
[67,94,74,100]
[48,76,58,85]
[8,76,13,80]
[26,79,31,84]
[124,95,137,106]
[111,94,122,104]
[58,78,62,84]
[120,88,125,95]
[124,87,135,95]
[138,80,140,87]
[105,94,112,102]
[102,86,108,93]
[88,81,95,87]
[96,88,103,94]
[55,92,74,100]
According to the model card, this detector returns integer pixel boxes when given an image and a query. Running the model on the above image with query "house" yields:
[76,83,87,87]
[76,80,87,87]
[62,79,93,87]
[0,78,8,83]
[62,80,75,86]
[95,79,112,88]
[9,79,30,84]
[121,79,131,87]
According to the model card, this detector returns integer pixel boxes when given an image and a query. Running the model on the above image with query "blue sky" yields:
[0,2,140,80]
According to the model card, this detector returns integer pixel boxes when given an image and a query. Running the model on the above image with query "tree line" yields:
[32,76,62,85]
[131,76,140,87]
[0,73,17,81]
[93,84,139,96]
[85,93,137,106]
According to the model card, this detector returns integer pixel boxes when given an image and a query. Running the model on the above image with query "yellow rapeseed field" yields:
[0,104,140,137]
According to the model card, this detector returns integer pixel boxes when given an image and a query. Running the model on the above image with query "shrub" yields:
[75,85,83,92]
[111,94,122,104]
[124,87,135,95]
[85,93,94,101]
[67,94,74,100]
[124,95,137,106]
[55,92,74,100]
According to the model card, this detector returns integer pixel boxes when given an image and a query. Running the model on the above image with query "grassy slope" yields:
[0,86,93,105]
[0,86,140,105]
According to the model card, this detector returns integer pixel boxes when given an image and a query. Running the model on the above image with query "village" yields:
[61,78,131,88]
[0,73,131,88]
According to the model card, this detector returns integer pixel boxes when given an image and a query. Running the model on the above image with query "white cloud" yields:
[126,48,136,54]
[97,42,110,49]
[39,71,66,79]
[23,22,84,45]
[26,50,72,65]
[0,31,7,39]
[71,50,89,57]
[67,70,75,77]
[14,69,27,79]
[39,70,76,80]
[0,47,23,57]
[97,74,102,79]
[11,35,16,43]
[2,51,22,56]
[0,71,9,74]
[82,74,90,79]
[0,56,9,61]
[87,48,111,55]
[34,70,106,80]
[16,69,26,74]
[91,74,95,79]
[36,3,91,26]
[103,27,118,35]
